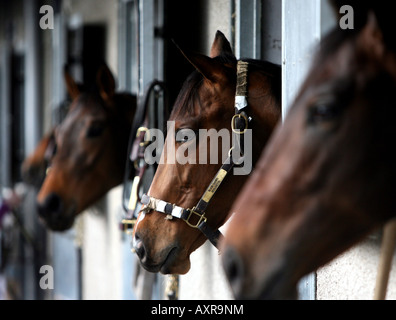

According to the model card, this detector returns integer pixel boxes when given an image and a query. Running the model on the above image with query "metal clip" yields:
[228,147,244,166]
[136,127,150,147]
[231,113,248,134]
[121,219,136,235]
[184,207,207,229]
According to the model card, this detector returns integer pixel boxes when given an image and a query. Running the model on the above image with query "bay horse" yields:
[132,31,281,275]
[36,65,137,231]
[221,3,396,299]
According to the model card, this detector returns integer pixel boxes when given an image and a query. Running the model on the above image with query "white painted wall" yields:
[179,230,233,300]
[81,187,124,299]
[200,0,233,54]
[317,231,396,300]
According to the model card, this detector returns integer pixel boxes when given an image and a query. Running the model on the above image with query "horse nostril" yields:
[133,234,146,261]
[37,192,62,219]
[222,246,245,297]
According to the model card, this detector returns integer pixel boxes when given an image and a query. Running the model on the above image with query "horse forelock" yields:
[170,53,239,119]
[68,92,128,124]
[170,70,204,120]
[170,56,282,121]
[67,92,105,118]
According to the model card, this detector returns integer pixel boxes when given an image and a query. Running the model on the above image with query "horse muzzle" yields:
[37,192,76,231]
[132,231,187,274]
[222,244,298,300]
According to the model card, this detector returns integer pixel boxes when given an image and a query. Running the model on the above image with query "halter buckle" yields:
[231,114,248,134]
[184,207,207,229]
[136,127,150,147]
[121,219,136,234]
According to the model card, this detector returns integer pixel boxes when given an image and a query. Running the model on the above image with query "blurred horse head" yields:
[36,64,137,231]
[222,4,396,299]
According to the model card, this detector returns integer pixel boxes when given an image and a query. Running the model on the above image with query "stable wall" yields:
[317,230,396,300]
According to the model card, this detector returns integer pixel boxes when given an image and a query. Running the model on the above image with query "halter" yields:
[139,61,251,250]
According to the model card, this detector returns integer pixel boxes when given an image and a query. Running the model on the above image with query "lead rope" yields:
[374,218,396,299]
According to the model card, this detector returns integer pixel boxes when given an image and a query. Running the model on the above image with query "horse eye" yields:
[175,128,196,143]
[51,143,58,157]
[308,103,340,125]
[86,123,105,138]
[45,135,57,159]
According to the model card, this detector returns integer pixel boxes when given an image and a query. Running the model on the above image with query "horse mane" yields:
[171,69,205,118]
[244,58,281,106]
[315,27,355,67]
[171,55,281,118]
[314,4,396,69]
[71,89,136,114]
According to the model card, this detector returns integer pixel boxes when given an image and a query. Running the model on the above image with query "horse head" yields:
[133,31,281,274]
[36,64,136,231]
[221,4,396,299]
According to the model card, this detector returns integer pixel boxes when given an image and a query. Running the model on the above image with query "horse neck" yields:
[247,67,281,159]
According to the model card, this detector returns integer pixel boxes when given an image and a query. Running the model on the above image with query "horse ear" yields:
[210,30,234,58]
[174,41,226,83]
[96,64,116,102]
[329,1,381,31]
[64,66,80,100]
[359,11,385,57]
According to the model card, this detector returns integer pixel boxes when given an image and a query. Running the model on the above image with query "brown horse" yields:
[36,65,137,231]
[221,4,396,299]
[132,31,281,275]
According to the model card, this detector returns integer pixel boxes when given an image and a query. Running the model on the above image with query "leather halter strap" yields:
[141,153,235,248]
[120,81,168,231]
[140,61,250,250]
